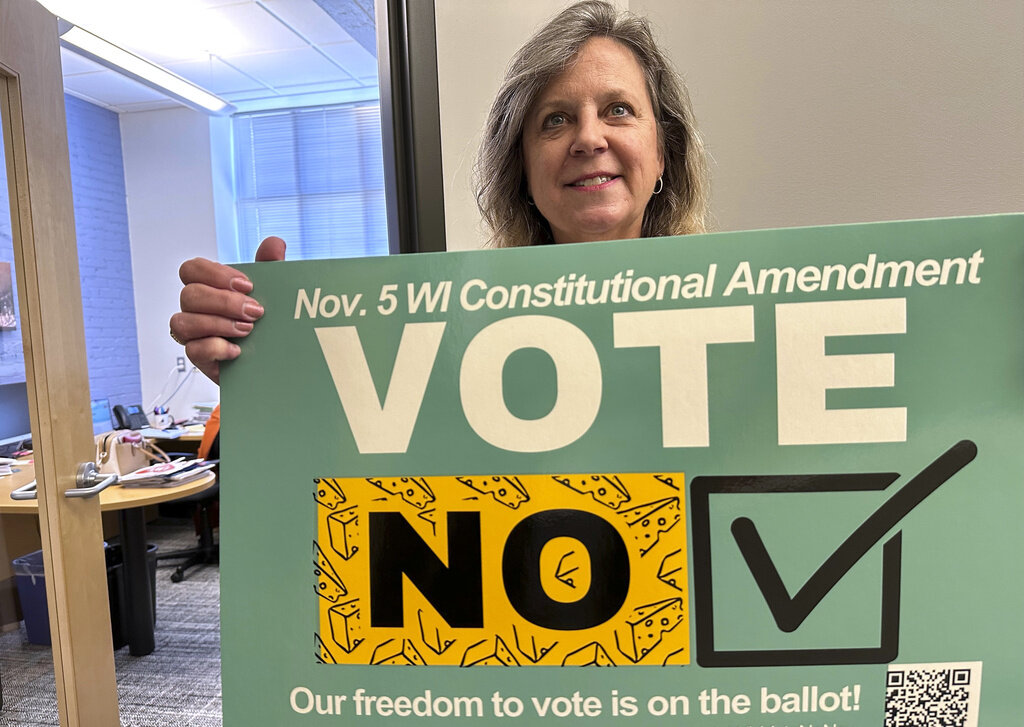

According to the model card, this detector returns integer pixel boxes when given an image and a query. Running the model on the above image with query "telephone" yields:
[113,403,149,430]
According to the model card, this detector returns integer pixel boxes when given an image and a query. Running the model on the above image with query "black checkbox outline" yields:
[691,441,977,668]
[692,472,902,667]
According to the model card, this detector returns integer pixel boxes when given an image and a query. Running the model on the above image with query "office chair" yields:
[155,479,219,582]
[156,407,220,582]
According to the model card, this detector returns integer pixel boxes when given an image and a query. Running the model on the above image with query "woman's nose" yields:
[569,113,607,156]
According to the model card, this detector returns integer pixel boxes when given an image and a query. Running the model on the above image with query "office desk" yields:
[0,461,215,656]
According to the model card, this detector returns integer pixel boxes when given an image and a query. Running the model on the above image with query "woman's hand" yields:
[170,236,286,384]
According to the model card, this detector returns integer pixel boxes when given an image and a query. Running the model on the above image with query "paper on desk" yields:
[138,427,181,439]
[119,459,214,487]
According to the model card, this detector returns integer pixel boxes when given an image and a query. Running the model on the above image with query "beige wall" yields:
[121,108,223,415]
[436,0,1023,249]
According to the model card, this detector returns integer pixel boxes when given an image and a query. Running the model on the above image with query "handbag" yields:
[95,430,169,475]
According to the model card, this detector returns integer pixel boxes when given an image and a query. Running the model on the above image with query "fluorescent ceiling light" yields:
[58,21,234,115]
[42,0,245,60]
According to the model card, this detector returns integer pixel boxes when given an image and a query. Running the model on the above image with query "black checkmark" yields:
[731,440,977,633]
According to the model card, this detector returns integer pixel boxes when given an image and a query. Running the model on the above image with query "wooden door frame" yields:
[0,1,119,724]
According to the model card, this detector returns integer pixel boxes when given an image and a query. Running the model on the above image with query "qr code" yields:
[885,661,982,727]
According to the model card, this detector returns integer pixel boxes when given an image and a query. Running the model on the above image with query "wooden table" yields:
[0,460,215,655]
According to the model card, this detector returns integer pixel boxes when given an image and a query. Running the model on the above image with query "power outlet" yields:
[176,356,187,372]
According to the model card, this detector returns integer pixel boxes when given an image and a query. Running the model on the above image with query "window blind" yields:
[231,102,388,263]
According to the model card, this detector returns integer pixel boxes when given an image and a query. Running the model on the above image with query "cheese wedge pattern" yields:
[552,474,630,510]
[314,541,347,603]
[455,475,529,509]
[328,598,364,653]
[370,639,427,666]
[562,641,615,666]
[662,647,688,666]
[417,508,437,536]
[657,548,685,591]
[614,597,685,663]
[327,505,360,560]
[314,472,688,666]
[315,633,336,664]
[367,476,435,509]
[417,608,455,655]
[653,474,680,491]
[313,478,346,511]
[512,624,557,664]
[461,636,520,666]
[620,497,681,556]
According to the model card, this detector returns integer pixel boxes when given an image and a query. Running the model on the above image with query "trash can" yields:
[12,543,158,648]
[105,543,158,650]
[11,550,49,645]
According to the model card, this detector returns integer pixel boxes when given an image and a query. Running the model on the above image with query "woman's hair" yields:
[474,0,709,248]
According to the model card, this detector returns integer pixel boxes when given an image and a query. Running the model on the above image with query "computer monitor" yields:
[91,398,113,434]
[0,381,31,454]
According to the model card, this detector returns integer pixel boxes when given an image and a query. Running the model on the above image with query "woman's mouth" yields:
[569,174,619,188]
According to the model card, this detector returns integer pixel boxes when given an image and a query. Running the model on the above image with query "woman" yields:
[171,0,708,382]
[476,0,707,247]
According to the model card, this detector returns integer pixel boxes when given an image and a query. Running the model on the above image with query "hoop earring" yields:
[527,197,535,206]
[653,176,664,195]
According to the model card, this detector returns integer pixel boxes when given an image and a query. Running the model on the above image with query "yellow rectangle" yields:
[314,473,688,666]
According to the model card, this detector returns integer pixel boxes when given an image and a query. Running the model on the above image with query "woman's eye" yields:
[609,103,632,117]
[544,113,567,128]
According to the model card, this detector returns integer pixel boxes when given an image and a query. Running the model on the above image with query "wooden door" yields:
[0,1,119,724]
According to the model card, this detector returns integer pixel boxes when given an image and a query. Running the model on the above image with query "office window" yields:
[231,102,388,262]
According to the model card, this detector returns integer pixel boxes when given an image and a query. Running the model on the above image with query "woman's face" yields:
[522,37,664,244]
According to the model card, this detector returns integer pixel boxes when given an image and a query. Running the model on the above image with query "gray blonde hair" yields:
[474,0,709,247]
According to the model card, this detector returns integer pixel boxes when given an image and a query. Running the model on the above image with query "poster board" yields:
[222,215,1023,725]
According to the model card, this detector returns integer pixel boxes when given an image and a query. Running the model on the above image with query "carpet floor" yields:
[0,519,221,726]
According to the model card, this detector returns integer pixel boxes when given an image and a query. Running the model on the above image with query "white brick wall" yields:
[0,96,142,423]
[66,95,143,409]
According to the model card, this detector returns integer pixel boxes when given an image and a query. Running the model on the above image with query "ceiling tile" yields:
[202,2,309,56]
[319,41,377,79]
[164,56,268,95]
[59,47,107,76]
[311,0,376,56]
[222,47,352,89]
[262,0,355,45]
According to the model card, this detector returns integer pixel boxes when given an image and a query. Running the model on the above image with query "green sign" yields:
[222,215,1023,725]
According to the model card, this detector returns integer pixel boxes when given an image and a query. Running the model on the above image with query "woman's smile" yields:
[568,173,620,189]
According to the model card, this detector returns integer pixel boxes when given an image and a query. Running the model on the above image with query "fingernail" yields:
[230,277,253,293]
[230,343,242,357]
[234,321,254,333]
[243,302,264,319]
